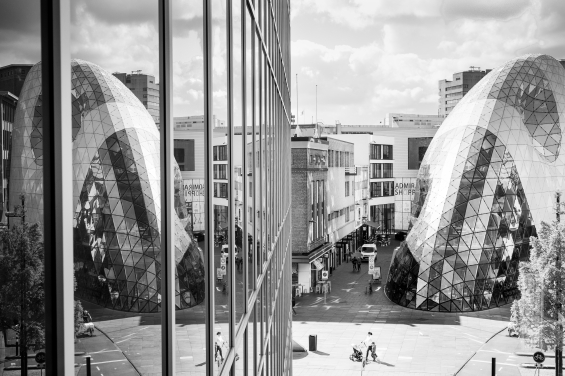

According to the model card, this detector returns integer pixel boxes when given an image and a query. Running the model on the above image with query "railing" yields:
[345,166,357,175]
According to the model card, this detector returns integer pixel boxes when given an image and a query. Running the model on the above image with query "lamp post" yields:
[5,194,26,375]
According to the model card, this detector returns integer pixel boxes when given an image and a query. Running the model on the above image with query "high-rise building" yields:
[113,71,160,124]
[0,64,33,97]
[387,54,565,312]
[438,67,491,118]
[0,91,17,224]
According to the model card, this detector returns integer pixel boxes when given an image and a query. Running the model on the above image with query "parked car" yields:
[360,244,378,261]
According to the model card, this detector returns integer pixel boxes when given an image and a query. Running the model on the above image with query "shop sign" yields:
[217,268,224,279]
[368,255,375,274]
[321,270,329,280]
[312,259,324,270]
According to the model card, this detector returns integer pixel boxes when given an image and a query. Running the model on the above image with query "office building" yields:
[320,122,440,231]
[0,91,17,224]
[113,71,160,124]
[0,64,33,97]
[13,0,293,374]
[386,54,565,312]
[438,67,491,118]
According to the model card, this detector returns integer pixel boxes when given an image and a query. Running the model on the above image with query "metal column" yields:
[41,0,74,374]
[158,0,175,374]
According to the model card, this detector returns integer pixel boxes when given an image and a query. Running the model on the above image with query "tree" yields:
[0,222,46,352]
[512,216,565,364]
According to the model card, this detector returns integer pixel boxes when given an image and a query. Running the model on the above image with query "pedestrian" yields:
[352,257,357,271]
[362,332,377,363]
[292,298,297,315]
[215,331,226,362]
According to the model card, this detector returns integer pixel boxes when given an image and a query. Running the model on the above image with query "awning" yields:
[292,242,333,263]
[360,221,380,230]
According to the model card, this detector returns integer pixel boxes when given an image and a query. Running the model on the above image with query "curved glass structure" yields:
[386,54,565,312]
[9,59,204,312]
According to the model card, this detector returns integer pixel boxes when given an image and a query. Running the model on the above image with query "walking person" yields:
[292,298,297,315]
[215,331,227,363]
[362,332,377,363]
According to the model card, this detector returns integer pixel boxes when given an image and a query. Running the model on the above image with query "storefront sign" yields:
[368,255,375,274]
[321,270,329,280]
[312,259,324,270]
[394,181,416,196]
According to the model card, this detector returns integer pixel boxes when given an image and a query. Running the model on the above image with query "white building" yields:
[384,113,443,128]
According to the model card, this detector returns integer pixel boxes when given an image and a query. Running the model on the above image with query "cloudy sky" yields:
[1,0,564,125]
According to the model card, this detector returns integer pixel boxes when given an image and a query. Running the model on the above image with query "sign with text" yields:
[368,255,375,274]
[217,268,224,279]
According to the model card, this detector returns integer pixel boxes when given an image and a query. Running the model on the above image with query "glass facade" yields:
[386,54,565,312]
[9,60,205,312]
[15,0,292,374]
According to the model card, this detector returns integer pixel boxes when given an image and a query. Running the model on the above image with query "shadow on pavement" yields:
[312,351,330,356]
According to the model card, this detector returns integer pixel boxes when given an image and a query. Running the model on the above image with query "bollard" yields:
[309,335,317,351]
[491,357,495,376]
[87,356,92,376]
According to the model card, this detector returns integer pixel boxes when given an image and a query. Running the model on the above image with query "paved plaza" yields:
[71,239,551,376]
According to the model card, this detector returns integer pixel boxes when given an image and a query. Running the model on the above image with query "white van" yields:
[221,244,238,258]
[360,244,377,261]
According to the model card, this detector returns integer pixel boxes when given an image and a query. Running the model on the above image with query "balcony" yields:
[345,166,357,175]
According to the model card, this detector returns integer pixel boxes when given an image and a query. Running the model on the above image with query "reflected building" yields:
[386,54,565,312]
[9,59,205,312]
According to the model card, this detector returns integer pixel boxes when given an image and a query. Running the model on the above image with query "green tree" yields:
[512,218,565,353]
[0,222,46,352]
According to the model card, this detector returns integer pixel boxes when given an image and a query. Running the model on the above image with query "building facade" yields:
[386,54,565,312]
[0,64,33,97]
[291,136,362,292]
[113,71,160,124]
[0,91,17,224]
[9,59,205,312]
[322,125,440,231]
[384,113,443,128]
[438,67,491,118]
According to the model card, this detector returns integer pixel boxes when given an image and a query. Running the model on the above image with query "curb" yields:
[521,363,564,369]
[454,326,506,375]
[95,326,142,376]
[515,352,563,358]
[5,351,86,360]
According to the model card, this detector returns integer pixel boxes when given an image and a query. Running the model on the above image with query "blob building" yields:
[9,59,204,312]
[386,54,565,312]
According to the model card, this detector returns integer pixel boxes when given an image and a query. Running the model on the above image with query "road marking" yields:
[470,360,517,367]
[180,356,193,360]
[115,338,132,344]
[89,359,128,366]
[478,349,513,355]
[88,350,121,355]
[499,367,503,371]
[96,366,100,371]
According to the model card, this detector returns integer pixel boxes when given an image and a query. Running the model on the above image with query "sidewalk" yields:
[291,239,512,375]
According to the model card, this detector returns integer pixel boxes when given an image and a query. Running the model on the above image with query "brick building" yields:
[291,136,366,292]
